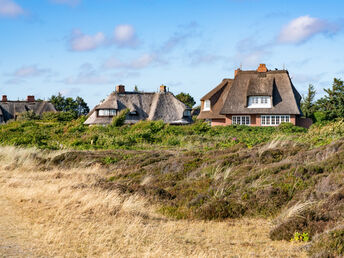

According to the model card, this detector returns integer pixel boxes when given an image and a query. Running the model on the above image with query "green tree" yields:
[301,84,316,119]
[176,92,196,108]
[317,78,344,120]
[49,93,90,117]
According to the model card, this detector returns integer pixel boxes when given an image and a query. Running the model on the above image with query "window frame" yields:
[183,110,191,117]
[98,109,117,117]
[247,96,271,108]
[232,115,251,126]
[261,115,290,126]
[203,100,211,111]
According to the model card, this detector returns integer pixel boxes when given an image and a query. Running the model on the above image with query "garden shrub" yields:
[111,109,129,127]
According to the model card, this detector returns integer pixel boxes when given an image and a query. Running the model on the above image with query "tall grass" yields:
[0,147,307,257]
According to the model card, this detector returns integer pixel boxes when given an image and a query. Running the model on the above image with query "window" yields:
[98,109,117,117]
[203,100,211,111]
[261,115,290,126]
[232,116,250,125]
[248,96,271,108]
[183,110,191,117]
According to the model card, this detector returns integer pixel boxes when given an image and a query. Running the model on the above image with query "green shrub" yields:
[291,232,309,242]
[277,122,306,133]
[42,111,77,122]
[111,109,129,127]
[16,111,40,121]
[314,111,327,123]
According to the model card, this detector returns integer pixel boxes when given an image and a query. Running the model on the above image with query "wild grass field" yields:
[0,146,308,257]
[0,118,343,257]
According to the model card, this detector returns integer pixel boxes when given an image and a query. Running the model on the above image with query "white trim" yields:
[98,109,117,117]
[203,100,211,111]
[232,115,251,125]
[248,96,271,108]
[261,115,290,126]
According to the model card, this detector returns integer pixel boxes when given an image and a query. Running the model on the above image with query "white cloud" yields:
[13,65,49,77]
[114,24,137,47]
[70,29,105,51]
[51,0,81,6]
[0,0,24,18]
[278,15,336,44]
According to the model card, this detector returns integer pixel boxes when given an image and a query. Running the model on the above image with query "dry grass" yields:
[0,147,308,257]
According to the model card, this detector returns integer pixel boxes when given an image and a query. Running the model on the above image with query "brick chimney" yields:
[160,85,167,93]
[115,85,125,93]
[234,68,241,77]
[2,95,7,102]
[257,64,268,73]
[27,95,35,102]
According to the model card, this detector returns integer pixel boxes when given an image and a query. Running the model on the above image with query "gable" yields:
[220,71,302,115]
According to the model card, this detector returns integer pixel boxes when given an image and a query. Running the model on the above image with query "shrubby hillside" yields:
[0,115,343,256]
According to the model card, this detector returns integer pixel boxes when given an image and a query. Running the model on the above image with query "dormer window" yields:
[183,110,191,117]
[98,109,117,116]
[129,111,137,115]
[248,96,271,108]
[203,100,211,111]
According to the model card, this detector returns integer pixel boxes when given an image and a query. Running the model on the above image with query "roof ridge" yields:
[148,93,160,120]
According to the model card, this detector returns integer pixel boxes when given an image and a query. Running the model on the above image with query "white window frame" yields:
[98,109,117,117]
[248,96,271,108]
[203,100,211,111]
[261,115,290,126]
[232,115,251,126]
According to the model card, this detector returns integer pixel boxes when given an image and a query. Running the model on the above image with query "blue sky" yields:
[1,0,344,107]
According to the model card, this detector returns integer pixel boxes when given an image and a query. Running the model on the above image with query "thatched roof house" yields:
[198,64,312,128]
[84,85,192,125]
[0,95,56,124]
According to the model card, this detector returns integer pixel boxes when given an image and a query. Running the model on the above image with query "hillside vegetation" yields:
[1,112,344,151]
[0,147,307,257]
[0,117,344,256]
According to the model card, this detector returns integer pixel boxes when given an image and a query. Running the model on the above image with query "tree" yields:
[49,93,90,117]
[301,84,316,119]
[176,92,196,108]
[317,78,344,120]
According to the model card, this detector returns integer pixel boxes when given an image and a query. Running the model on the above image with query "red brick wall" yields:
[211,118,226,126]
[210,114,297,127]
[296,117,313,129]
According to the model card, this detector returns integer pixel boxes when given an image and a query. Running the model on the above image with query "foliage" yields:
[16,111,41,121]
[49,93,89,117]
[301,84,316,119]
[310,229,344,257]
[176,92,196,108]
[316,78,344,120]
[111,109,129,127]
[290,232,309,242]
[313,111,327,123]
[42,111,78,122]
[277,122,306,133]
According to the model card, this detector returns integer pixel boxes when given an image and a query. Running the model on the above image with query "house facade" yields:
[0,95,56,124]
[84,85,193,125]
[198,64,312,128]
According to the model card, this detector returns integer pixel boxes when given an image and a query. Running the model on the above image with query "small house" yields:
[84,85,192,125]
[198,64,312,128]
[0,95,56,124]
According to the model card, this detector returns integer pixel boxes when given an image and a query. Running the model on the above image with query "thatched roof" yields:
[84,91,192,125]
[0,101,56,122]
[197,79,233,120]
[198,67,302,119]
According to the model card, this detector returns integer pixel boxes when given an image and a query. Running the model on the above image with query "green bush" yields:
[111,109,129,127]
[42,111,77,122]
[277,122,306,133]
[314,111,327,123]
[16,111,40,121]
